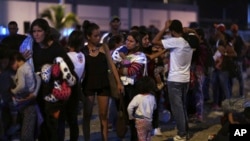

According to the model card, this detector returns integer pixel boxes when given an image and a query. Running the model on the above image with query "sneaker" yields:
[173,135,186,141]
[153,128,163,136]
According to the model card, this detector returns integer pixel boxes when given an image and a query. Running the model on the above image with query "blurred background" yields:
[0,0,249,41]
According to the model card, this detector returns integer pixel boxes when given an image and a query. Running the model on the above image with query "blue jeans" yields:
[212,69,230,105]
[194,73,205,117]
[229,61,244,97]
[202,75,210,100]
[108,97,117,128]
[218,70,231,99]
[167,81,189,137]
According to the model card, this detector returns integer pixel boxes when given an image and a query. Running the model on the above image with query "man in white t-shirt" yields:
[152,19,193,141]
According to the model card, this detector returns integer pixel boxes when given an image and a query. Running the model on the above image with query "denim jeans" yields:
[167,81,189,137]
[218,70,231,99]
[212,69,230,105]
[194,72,205,117]
[108,97,117,129]
[229,61,244,97]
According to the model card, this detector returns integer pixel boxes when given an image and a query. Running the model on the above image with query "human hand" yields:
[152,45,163,52]
[117,82,124,94]
[164,20,172,30]
[22,50,32,60]
[121,59,131,66]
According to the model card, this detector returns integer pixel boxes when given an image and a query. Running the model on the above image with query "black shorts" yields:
[83,87,110,97]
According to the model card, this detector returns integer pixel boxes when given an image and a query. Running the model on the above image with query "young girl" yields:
[57,30,85,141]
[9,51,38,140]
[127,76,156,141]
[10,51,36,102]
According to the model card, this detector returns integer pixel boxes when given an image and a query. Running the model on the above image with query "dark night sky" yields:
[196,0,249,29]
[133,0,249,29]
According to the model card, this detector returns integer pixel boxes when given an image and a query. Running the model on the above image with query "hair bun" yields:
[82,20,90,30]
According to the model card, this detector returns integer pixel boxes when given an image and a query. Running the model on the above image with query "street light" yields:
[163,0,168,4]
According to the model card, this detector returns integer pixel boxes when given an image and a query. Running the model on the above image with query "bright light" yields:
[163,0,168,4]
[0,26,8,35]
[62,28,74,37]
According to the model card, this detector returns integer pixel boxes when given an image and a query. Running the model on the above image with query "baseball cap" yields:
[214,23,226,32]
[110,16,120,23]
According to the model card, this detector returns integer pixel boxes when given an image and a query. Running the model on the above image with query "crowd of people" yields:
[0,16,250,141]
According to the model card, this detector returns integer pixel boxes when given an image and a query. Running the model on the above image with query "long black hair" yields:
[30,18,51,46]
[82,20,99,40]
[127,31,143,53]
[67,30,84,52]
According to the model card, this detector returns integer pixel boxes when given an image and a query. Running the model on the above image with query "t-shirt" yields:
[67,52,85,80]
[161,37,193,83]
[1,34,27,51]
[127,94,156,121]
[11,62,36,98]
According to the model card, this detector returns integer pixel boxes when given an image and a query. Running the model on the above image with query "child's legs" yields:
[20,105,37,141]
[136,119,152,141]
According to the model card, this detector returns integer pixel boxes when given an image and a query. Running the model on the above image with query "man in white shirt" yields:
[152,19,193,141]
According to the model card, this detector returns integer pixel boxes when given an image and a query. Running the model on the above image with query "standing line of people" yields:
[1,16,250,141]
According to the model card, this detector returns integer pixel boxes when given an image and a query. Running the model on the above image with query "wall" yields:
[0,1,36,34]
[77,5,110,31]
[0,1,72,34]
[0,1,197,34]
[119,8,197,30]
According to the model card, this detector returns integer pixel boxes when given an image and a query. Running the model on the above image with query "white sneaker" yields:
[173,135,186,141]
[153,128,162,136]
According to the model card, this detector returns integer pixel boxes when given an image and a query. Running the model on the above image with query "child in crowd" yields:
[127,76,157,141]
[111,45,129,67]
[152,45,167,90]
[108,34,125,54]
[8,51,36,135]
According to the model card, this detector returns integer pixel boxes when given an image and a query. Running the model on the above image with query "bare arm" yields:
[152,20,171,46]
[146,48,167,60]
[218,45,237,57]
[101,44,124,93]
[228,113,240,124]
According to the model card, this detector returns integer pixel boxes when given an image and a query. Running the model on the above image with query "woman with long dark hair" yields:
[25,18,76,141]
[81,20,123,141]
[112,31,148,140]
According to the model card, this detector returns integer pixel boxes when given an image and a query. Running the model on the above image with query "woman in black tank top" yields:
[81,20,123,141]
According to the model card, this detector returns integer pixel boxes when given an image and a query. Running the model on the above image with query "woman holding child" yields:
[112,31,148,140]
[23,18,77,141]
